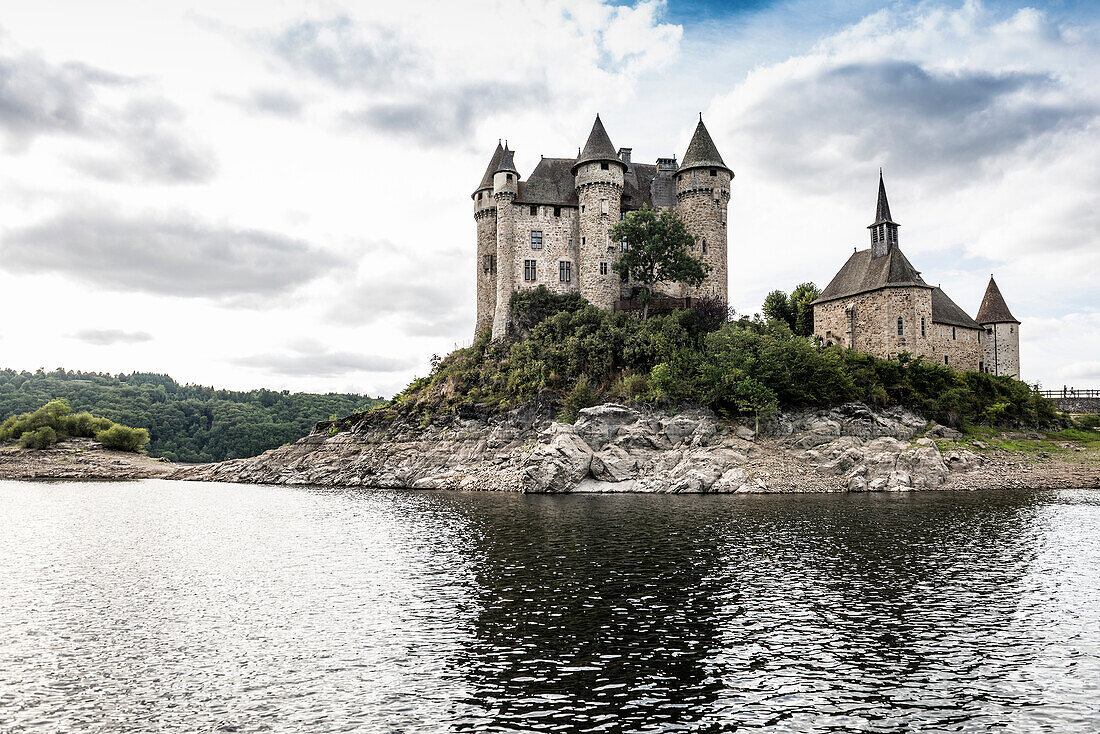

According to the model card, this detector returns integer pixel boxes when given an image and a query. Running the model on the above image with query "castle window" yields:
[978,330,981,344]
[477,192,483,200]
[621,266,629,283]
[620,212,625,220]
[601,199,608,216]
[601,162,609,170]
[568,238,573,247]
[702,238,707,253]
[482,254,496,273]
[554,206,561,217]
[530,205,538,216]
[581,205,585,213]
[559,261,572,283]
[524,260,537,281]
[600,262,608,276]
[710,169,717,176]
[945,355,949,365]
[506,173,512,181]
[979,361,984,373]
[897,317,903,336]
[530,230,543,249]
[921,317,926,337]
[952,326,957,340]
[620,240,628,252]
[581,237,586,246]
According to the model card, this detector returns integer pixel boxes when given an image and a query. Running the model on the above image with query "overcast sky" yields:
[1,0,1097,396]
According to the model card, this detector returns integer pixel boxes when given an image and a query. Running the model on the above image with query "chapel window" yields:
[952,326,957,340]
[921,317,926,337]
[897,317,904,336]
[702,238,707,253]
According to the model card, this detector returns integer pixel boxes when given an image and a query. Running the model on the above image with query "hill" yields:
[0,369,383,463]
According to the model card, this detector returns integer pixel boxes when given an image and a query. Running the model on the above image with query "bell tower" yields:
[869,170,899,258]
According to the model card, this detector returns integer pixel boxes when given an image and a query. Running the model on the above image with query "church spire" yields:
[868,170,899,258]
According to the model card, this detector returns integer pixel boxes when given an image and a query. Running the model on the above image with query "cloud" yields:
[253,4,682,146]
[219,88,305,118]
[2,209,345,299]
[70,329,153,345]
[0,44,215,182]
[230,340,415,377]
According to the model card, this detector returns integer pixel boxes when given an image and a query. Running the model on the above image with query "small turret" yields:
[493,143,519,197]
[869,170,899,258]
[473,142,503,336]
[976,275,1020,377]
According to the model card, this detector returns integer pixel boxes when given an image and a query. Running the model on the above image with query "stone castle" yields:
[470,117,1021,378]
[813,173,1021,377]
[473,114,731,338]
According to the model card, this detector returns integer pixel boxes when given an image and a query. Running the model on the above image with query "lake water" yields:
[1,481,1099,732]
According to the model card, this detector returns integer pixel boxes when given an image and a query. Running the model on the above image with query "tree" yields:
[609,205,709,320]
[761,282,820,337]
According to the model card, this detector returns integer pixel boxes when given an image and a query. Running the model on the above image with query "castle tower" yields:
[976,275,1020,378]
[491,145,519,339]
[869,170,899,258]
[572,114,626,310]
[473,141,503,336]
[674,116,731,301]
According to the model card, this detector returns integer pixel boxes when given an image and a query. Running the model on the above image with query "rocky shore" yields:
[170,402,1100,492]
[0,438,177,481]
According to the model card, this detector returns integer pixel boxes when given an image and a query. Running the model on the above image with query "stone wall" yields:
[814,287,982,370]
[474,201,497,335]
[491,171,518,339]
[674,167,729,302]
[983,322,1020,378]
[510,204,579,295]
[576,162,624,309]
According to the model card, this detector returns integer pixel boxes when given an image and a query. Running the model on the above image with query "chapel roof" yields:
[931,287,981,329]
[814,247,929,304]
[975,275,1019,324]
[870,170,896,226]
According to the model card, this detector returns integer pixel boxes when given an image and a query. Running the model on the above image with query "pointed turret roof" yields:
[495,144,517,175]
[474,141,505,194]
[572,114,625,174]
[975,275,1019,324]
[678,116,731,175]
[870,170,896,226]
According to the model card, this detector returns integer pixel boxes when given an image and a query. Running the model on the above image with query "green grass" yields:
[937,425,1100,463]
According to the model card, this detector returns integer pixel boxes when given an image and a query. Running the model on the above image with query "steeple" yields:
[572,114,625,174]
[868,170,899,258]
[976,275,1019,324]
[473,141,504,196]
[678,116,731,175]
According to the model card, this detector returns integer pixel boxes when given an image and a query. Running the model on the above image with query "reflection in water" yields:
[1,482,1099,732]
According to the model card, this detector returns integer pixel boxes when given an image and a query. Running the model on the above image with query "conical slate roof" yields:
[572,114,625,173]
[975,275,1019,324]
[495,145,518,175]
[814,246,929,304]
[678,117,731,174]
[474,141,504,193]
[871,171,896,225]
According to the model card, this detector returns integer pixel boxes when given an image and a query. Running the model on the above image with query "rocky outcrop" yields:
[0,438,176,480]
[171,402,1008,493]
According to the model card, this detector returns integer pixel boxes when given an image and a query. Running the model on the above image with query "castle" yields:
[473,114,731,338]
[813,173,1021,378]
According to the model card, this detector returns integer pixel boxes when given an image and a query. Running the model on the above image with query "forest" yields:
[0,369,383,463]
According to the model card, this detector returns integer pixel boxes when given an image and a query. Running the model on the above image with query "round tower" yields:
[491,145,519,339]
[472,142,503,337]
[674,116,731,302]
[976,275,1020,378]
[572,115,626,309]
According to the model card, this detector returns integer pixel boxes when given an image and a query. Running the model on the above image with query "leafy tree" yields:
[96,425,150,452]
[762,282,819,337]
[609,205,709,320]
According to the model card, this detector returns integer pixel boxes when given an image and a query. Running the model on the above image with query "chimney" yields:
[618,147,632,167]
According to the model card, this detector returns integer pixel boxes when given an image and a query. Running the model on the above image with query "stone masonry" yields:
[473,115,732,338]
[814,173,1010,375]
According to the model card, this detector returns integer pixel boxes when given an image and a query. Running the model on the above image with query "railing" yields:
[1039,388,1100,399]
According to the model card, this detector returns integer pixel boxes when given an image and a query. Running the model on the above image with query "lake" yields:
[1,480,1099,732]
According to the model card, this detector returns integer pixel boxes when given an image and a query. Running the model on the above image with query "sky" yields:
[0,0,1097,397]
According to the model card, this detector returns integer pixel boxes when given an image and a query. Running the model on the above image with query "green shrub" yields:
[95,424,150,453]
[19,426,58,449]
[560,375,597,423]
